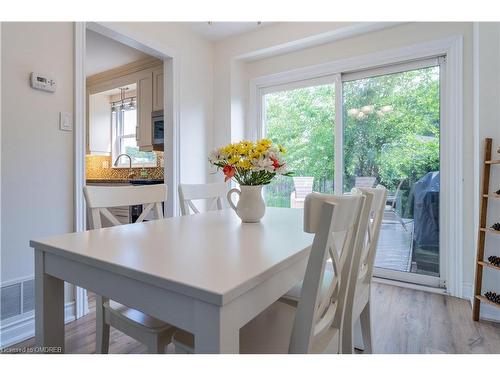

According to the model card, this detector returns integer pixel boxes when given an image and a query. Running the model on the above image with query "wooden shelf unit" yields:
[482,193,500,198]
[478,261,500,271]
[475,295,500,309]
[473,138,500,320]
[479,228,500,235]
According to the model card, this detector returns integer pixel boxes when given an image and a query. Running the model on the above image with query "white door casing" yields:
[73,22,182,316]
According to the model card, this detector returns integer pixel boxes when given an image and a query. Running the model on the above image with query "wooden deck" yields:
[375,221,414,272]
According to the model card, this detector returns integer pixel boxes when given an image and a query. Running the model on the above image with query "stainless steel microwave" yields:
[152,110,164,151]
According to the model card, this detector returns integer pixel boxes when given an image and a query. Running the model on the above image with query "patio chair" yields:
[290,176,314,208]
[354,176,377,188]
[383,179,407,231]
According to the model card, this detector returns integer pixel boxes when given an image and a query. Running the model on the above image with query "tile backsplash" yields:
[86,152,164,180]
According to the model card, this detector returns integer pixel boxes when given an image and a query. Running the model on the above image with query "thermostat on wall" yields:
[30,72,56,93]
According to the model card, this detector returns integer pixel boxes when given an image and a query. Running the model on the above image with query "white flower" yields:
[208,148,224,164]
[274,164,288,175]
[268,146,279,154]
[252,156,275,172]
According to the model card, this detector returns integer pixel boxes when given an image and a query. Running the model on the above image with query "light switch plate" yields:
[59,112,72,131]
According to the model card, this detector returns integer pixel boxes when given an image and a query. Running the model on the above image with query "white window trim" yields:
[111,107,157,169]
[249,36,464,298]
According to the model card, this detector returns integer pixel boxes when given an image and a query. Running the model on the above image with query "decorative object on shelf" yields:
[484,291,500,304]
[209,139,292,223]
[473,137,500,321]
[488,255,500,267]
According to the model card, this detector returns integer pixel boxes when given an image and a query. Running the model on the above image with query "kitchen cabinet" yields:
[88,91,112,155]
[86,58,164,154]
[136,71,153,151]
[152,66,164,111]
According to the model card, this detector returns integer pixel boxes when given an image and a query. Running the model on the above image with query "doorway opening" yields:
[73,22,180,319]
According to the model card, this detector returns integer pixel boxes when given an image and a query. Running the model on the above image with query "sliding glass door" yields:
[260,57,444,286]
[342,61,441,282]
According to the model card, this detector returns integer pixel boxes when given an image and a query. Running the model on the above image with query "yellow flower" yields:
[255,145,267,154]
[257,138,272,149]
[228,155,240,165]
[236,159,252,170]
[278,145,287,154]
[221,144,234,156]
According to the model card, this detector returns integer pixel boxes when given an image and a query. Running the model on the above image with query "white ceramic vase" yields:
[227,185,266,223]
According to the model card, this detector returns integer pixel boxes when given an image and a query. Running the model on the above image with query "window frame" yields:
[111,107,157,168]
[250,37,464,296]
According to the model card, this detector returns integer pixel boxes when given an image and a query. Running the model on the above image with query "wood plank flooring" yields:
[5,283,500,354]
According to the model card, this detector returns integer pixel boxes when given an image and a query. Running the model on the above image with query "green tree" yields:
[264,66,440,213]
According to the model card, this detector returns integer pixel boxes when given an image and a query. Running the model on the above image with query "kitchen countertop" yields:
[86,179,164,184]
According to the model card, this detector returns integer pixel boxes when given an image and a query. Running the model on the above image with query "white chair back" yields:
[354,176,376,188]
[289,191,372,353]
[351,185,387,283]
[178,182,228,216]
[293,177,314,199]
[83,184,167,229]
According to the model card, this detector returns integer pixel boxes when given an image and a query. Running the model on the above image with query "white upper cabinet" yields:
[152,66,164,112]
[136,70,153,151]
[88,90,112,155]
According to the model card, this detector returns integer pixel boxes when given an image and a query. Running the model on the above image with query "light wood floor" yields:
[7,283,500,354]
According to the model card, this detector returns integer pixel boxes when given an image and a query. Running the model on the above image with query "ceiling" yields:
[86,29,150,76]
[184,22,273,42]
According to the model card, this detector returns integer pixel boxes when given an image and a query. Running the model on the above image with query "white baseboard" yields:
[462,282,500,323]
[373,277,448,295]
[0,300,76,349]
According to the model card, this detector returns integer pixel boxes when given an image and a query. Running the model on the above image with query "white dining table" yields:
[30,207,314,353]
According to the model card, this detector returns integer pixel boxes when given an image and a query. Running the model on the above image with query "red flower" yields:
[223,165,236,182]
[270,156,280,169]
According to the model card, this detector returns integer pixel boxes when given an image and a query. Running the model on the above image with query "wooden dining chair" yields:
[178,182,228,216]
[83,184,175,354]
[344,185,387,354]
[171,191,372,354]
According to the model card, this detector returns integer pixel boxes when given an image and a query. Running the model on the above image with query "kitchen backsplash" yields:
[86,152,164,180]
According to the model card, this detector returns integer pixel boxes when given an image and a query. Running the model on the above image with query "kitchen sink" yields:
[128,179,164,185]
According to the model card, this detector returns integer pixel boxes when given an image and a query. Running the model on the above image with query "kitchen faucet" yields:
[113,153,135,178]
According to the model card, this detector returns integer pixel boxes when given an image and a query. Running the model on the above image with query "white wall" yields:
[213,22,360,150]
[475,22,500,321]
[0,21,215,346]
[99,22,215,185]
[214,22,482,301]
[86,29,150,76]
[0,20,214,288]
[1,23,75,303]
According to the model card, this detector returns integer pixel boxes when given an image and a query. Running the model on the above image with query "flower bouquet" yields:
[209,139,292,222]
